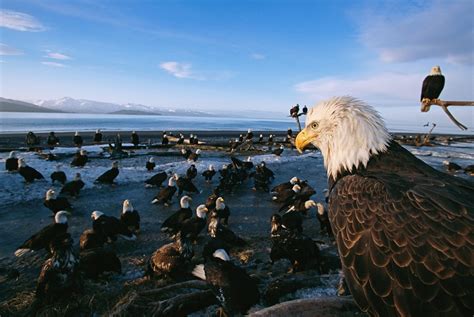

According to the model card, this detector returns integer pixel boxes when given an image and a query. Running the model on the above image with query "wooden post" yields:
[420,99,473,130]
[422,123,436,146]
[294,116,302,131]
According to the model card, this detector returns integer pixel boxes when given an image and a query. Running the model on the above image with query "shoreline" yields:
[0,130,473,149]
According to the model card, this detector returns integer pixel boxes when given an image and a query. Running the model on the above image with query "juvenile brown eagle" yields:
[295,96,473,316]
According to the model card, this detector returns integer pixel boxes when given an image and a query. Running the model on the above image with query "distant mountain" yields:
[0,97,63,113]
[5,96,284,119]
[35,97,144,114]
[33,97,212,117]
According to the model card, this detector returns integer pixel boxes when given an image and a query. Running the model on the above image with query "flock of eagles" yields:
[2,66,473,317]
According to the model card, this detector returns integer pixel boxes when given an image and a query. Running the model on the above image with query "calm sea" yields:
[0,112,472,134]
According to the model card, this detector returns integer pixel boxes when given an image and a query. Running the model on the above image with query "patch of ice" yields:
[294,287,337,298]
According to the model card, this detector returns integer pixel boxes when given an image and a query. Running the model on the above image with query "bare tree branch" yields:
[421,99,473,130]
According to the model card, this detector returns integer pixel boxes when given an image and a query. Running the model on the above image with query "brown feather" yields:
[328,141,474,316]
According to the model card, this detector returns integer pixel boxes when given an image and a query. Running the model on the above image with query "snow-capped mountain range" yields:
[34,97,210,116]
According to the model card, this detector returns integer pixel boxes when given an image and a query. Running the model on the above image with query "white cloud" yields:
[251,53,266,60]
[42,61,67,67]
[0,9,45,32]
[44,52,71,60]
[295,72,422,103]
[0,43,23,55]
[356,1,473,64]
[294,66,473,106]
[159,61,202,80]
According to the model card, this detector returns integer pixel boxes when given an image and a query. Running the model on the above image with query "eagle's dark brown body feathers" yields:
[329,141,474,316]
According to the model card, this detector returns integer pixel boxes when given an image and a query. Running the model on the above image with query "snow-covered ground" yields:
[0,142,472,207]
[0,141,472,316]
[0,145,320,207]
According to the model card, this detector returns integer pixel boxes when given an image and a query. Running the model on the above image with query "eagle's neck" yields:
[322,127,391,180]
[328,140,436,190]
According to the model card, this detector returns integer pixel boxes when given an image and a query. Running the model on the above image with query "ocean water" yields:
[0,112,297,133]
[0,111,472,134]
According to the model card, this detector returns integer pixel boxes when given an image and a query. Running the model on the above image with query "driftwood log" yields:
[110,280,216,316]
[421,99,473,130]
[250,296,362,317]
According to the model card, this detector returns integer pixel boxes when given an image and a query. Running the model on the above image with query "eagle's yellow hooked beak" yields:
[295,128,313,153]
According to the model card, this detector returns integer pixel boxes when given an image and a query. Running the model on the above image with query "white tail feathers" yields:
[213,249,230,261]
[192,264,206,280]
[15,248,31,257]
[151,199,159,204]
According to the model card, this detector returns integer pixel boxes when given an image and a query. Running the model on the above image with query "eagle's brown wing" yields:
[150,242,182,274]
[330,173,474,316]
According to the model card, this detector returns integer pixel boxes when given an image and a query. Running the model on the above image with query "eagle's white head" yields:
[208,164,214,171]
[123,199,133,213]
[195,149,201,155]
[296,96,391,179]
[290,176,299,184]
[91,210,104,220]
[112,161,119,168]
[304,200,317,210]
[316,202,325,215]
[74,173,82,181]
[148,157,154,163]
[168,176,177,187]
[180,195,192,208]
[9,151,17,158]
[430,65,442,76]
[216,197,225,210]
[54,210,69,224]
[196,204,208,219]
[75,131,79,136]
[46,189,56,200]
[18,158,26,167]
[80,149,87,156]
[292,184,301,193]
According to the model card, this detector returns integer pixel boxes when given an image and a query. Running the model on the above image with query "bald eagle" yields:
[421,66,445,103]
[295,96,474,316]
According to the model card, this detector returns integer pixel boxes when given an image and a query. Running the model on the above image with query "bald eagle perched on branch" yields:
[295,96,474,316]
[421,65,445,103]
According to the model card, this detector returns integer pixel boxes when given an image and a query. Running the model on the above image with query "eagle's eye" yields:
[310,122,318,129]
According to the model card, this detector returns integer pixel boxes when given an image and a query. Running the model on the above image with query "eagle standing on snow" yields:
[295,96,473,316]
[421,65,445,104]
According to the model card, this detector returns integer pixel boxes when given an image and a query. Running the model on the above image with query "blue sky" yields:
[0,0,473,125]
